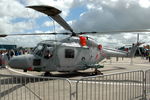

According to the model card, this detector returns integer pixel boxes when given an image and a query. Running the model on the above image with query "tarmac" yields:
[99,57,150,74]
[0,57,149,100]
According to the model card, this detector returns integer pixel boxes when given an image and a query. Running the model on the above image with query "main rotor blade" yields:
[0,35,8,37]
[27,5,74,33]
[1,29,150,37]
[79,30,150,34]
[0,32,71,37]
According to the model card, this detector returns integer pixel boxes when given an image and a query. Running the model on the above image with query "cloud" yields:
[0,0,40,34]
[139,0,150,8]
[72,0,150,32]
[68,0,150,47]
[0,0,150,48]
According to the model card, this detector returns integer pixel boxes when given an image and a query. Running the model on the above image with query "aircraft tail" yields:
[128,42,143,57]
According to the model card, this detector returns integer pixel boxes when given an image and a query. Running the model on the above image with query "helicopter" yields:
[1,5,148,76]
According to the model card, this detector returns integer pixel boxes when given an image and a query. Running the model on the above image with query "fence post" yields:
[76,80,79,100]
[142,73,146,100]
[142,71,148,100]
[0,76,1,100]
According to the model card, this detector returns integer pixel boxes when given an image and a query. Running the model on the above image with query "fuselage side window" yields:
[65,49,74,58]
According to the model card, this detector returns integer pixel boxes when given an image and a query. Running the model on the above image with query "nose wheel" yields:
[44,71,52,76]
[23,69,27,72]
[92,68,103,75]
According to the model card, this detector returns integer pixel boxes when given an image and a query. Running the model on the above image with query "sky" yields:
[0,0,150,48]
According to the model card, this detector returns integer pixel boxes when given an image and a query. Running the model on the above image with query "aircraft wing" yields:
[27,5,74,33]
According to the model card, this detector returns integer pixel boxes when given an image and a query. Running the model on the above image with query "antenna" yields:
[136,33,142,56]
[137,33,139,43]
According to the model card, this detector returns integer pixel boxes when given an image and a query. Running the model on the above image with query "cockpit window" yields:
[33,44,44,57]
[33,44,54,58]
[43,45,54,59]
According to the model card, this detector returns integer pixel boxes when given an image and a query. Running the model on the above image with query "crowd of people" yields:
[0,48,31,68]
[143,50,150,62]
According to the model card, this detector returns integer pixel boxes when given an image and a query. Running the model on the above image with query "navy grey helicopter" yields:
[1,5,148,76]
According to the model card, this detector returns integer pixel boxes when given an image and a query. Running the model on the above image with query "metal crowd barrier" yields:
[145,69,150,100]
[76,70,144,100]
[0,74,72,100]
[1,70,150,100]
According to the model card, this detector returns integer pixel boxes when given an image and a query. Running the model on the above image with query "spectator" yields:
[148,51,150,62]
[1,51,8,68]
[146,50,149,60]
[10,49,15,58]
[0,51,2,67]
[6,50,10,60]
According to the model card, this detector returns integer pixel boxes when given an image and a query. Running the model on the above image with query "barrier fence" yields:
[1,69,150,100]
[76,70,144,100]
[145,69,150,99]
[0,74,72,100]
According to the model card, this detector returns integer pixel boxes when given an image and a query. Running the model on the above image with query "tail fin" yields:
[128,42,143,57]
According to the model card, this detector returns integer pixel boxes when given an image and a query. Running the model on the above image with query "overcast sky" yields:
[0,0,150,47]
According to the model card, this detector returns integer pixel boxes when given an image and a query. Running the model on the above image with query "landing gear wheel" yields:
[92,68,103,75]
[44,71,52,76]
[23,69,27,72]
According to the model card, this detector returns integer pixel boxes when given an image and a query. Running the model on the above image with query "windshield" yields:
[33,44,44,56]
[33,44,54,57]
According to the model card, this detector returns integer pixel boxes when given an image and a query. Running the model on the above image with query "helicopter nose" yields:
[8,56,28,69]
